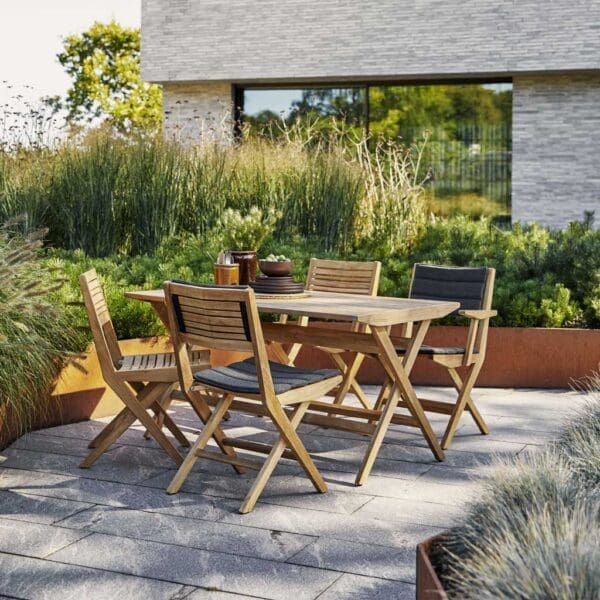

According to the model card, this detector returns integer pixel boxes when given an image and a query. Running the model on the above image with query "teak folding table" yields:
[125,289,459,483]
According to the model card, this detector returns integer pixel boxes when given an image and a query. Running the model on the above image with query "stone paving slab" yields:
[0,489,92,525]
[49,532,340,600]
[0,386,586,599]
[0,552,187,599]
[58,505,316,561]
[317,573,415,599]
[0,517,89,558]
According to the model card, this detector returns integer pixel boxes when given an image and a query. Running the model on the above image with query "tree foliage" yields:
[54,21,162,132]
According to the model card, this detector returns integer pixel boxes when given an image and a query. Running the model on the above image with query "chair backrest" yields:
[409,264,494,313]
[79,269,122,372]
[305,258,381,296]
[164,281,275,396]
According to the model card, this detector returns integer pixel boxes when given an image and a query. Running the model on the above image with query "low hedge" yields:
[47,214,600,340]
[430,375,600,599]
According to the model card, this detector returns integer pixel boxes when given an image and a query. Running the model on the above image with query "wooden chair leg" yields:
[185,389,245,475]
[267,400,327,494]
[441,363,483,449]
[239,403,309,514]
[166,394,234,495]
[150,401,190,447]
[88,381,160,449]
[112,381,184,466]
[144,385,174,440]
[447,366,489,435]
[80,382,169,468]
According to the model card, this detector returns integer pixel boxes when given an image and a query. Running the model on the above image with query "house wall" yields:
[162,83,233,143]
[512,74,600,226]
[141,0,600,83]
[143,0,600,228]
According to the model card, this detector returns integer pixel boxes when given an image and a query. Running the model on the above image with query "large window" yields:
[242,87,366,135]
[238,82,512,219]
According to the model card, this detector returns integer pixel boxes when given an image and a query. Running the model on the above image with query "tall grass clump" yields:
[0,122,430,257]
[0,221,84,439]
[355,132,430,254]
[431,378,600,599]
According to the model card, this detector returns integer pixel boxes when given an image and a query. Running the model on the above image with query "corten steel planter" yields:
[416,534,449,600]
[293,323,600,389]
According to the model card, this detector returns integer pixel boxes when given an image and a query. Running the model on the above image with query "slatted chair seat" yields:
[375,263,496,450]
[118,350,209,381]
[194,358,338,395]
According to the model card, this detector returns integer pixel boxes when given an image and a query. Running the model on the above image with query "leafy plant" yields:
[220,206,281,251]
[51,21,162,132]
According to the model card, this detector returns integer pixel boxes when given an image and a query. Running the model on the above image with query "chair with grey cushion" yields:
[375,264,497,449]
[163,281,342,513]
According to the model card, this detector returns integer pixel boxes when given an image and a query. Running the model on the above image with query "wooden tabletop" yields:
[125,289,459,327]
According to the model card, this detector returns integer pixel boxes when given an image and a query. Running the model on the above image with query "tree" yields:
[54,21,162,132]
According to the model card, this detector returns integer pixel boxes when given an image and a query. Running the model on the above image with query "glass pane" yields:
[243,87,366,135]
[368,83,512,220]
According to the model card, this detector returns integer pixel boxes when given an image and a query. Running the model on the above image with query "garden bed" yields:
[416,534,448,600]
[295,324,600,388]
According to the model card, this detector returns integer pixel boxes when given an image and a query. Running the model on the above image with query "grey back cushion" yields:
[410,264,488,313]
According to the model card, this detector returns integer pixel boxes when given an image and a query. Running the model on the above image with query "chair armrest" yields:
[458,309,497,320]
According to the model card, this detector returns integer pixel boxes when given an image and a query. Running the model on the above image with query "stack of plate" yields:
[249,275,305,295]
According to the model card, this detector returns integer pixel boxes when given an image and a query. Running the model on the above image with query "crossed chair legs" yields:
[80,380,239,469]
[374,362,489,449]
[166,390,327,514]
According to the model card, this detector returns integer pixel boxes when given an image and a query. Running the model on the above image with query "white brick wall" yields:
[162,83,233,144]
[142,0,600,83]
[512,74,600,228]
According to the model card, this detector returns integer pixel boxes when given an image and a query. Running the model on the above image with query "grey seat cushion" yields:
[395,343,473,355]
[194,358,339,395]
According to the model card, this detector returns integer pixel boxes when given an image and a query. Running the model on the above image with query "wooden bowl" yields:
[259,260,293,277]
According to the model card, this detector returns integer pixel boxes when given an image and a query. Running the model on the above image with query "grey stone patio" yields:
[0,385,585,600]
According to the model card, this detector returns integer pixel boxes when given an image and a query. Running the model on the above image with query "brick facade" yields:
[162,83,233,144]
[512,74,600,226]
[141,0,600,228]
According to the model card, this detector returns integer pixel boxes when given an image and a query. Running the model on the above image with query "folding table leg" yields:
[329,353,371,409]
[355,383,402,485]
[239,402,309,514]
[356,325,444,485]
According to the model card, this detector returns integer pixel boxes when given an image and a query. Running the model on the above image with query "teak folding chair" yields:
[375,264,496,449]
[163,281,343,513]
[276,258,381,410]
[78,269,211,468]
